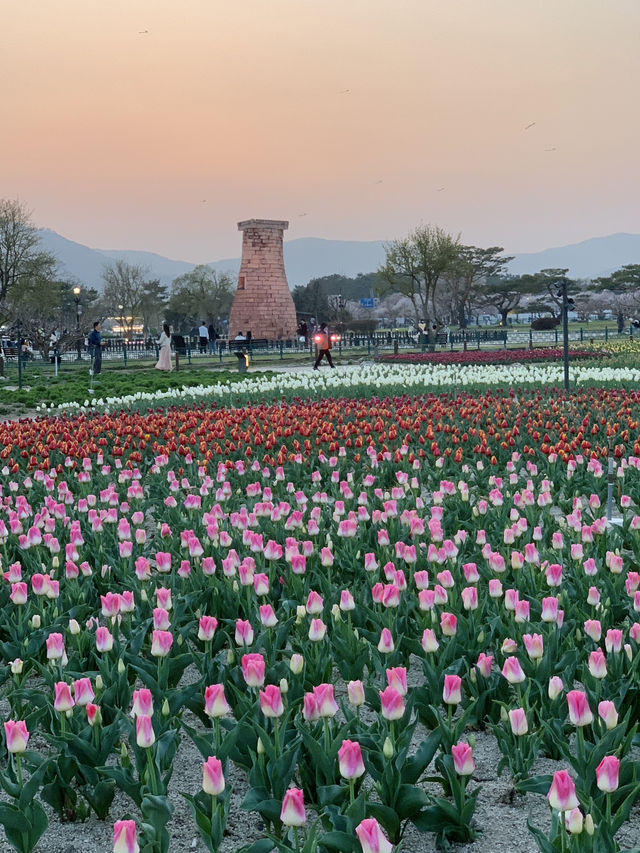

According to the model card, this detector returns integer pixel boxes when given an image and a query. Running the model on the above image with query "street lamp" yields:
[73,286,82,360]
[118,305,124,343]
[555,278,575,393]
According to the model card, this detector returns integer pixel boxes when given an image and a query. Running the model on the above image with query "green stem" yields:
[323,717,331,755]
[15,754,23,787]
[294,826,301,853]
[349,777,355,806]
[214,717,221,754]
[146,747,159,796]
[274,718,281,756]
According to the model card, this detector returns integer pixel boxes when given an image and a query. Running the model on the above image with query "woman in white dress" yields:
[155,323,173,371]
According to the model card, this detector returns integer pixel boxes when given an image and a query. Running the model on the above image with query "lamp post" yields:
[555,278,574,393]
[73,286,82,360]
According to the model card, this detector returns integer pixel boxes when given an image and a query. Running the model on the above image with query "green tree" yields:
[292,279,330,323]
[519,268,579,321]
[479,275,529,326]
[139,280,168,336]
[445,246,514,328]
[0,199,57,321]
[167,265,234,332]
[378,224,460,338]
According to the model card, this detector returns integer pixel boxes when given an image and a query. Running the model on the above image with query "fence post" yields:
[529,330,533,349]
[175,352,180,372]
[123,344,127,367]
[187,340,192,365]
[555,328,558,345]
[580,328,584,342]
[280,340,284,360]
[630,325,634,339]
[605,327,609,342]
[503,330,507,349]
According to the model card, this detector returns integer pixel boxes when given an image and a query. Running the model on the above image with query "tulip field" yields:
[4,379,640,852]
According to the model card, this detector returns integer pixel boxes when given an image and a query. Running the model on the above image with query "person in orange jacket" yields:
[313,323,335,370]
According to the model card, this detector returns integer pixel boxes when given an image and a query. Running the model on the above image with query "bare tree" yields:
[0,199,57,321]
[101,260,149,338]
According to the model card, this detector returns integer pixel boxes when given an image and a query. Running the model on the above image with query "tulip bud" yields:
[68,619,81,635]
[95,674,104,691]
[469,668,477,684]
[280,678,289,695]
[383,737,394,759]
[31,615,41,629]
[65,708,73,719]
[296,605,306,623]
[117,658,126,675]
[161,699,170,717]
[353,628,359,639]
[468,734,476,749]
[257,737,265,755]
[289,654,304,674]
[120,742,129,762]
[227,649,235,664]
[476,631,484,645]
[500,706,508,722]
[585,814,594,835]
[331,604,341,621]
[10,659,23,675]
[140,589,148,603]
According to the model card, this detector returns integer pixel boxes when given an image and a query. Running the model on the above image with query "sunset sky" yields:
[3,0,639,262]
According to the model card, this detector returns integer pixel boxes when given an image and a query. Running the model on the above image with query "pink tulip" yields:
[46,632,65,661]
[547,770,579,812]
[235,619,254,646]
[259,604,278,627]
[587,586,601,605]
[379,686,405,720]
[72,677,95,707]
[347,680,365,707]
[509,708,528,735]
[260,685,284,718]
[502,657,525,684]
[136,715,155,748]
[523,633,544,660]
[113,819,140,853]
[461,587,478,611]
[462,563,479,583]
[381,585,401,609]
[4,720,29,754]
[356,818,393,853]
[418,589,436,611]
[514,599,530,623]
[153,608,171,631]
[598,700,619,730]
[451,741,475,775]
[204,684,231,718]
[421,628,439,653]
[567,690,593,727]
[340,589,356,611]
[131,688,154,717]
[386,667,408,697]
[475,652,493,678]
[280,788,306,827]
[338,739,365,779]
[87,704,101,726]
[54,682,75,713]
[488,578,503,598]
[202,756,225,796]
[605,629,623,654]
[588,649,607,679]
[308,618,327,642]
[242,653,266,687]
[443,674,462,705]
[314,683,339,718]
[9,582,27,605]
[565,808,584,835]
[596,755,620,793]
[584,619,602,642]
[150,629,173,657]
[541,596,559,623]
[155,587,172,610]
[303,692,319,722]
[377,628,394,653]
[306,590,324,615]
[198,615,218,642]
[440,612,457,636]
[414,570,430,590]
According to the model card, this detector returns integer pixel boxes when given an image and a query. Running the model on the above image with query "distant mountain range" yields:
[38,229,640,290]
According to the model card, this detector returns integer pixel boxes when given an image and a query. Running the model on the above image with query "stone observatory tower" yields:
[228,219,298,341]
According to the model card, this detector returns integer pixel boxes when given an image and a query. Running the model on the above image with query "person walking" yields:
[198,320,209,354]
[155,323,172,371]
[313,323,335,370]
[88,321,103,375]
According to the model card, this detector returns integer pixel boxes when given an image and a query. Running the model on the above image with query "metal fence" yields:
[0,325,632,381]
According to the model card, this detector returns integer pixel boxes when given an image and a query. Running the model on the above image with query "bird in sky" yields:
[339,89,350,94]
[436,186,445,192]
[544,147,557,152]
[138,29,149,34]
[524,122,536,130]
[201,199,207,203]
[373,180,383,184]
[298,213,308,217]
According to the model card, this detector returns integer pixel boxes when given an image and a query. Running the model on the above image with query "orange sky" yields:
[2,0,640,262]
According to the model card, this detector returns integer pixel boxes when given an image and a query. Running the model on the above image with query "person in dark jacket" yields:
[88,321,103,375]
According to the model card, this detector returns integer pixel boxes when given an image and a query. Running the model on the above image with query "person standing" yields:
[207,322,216,354]
[198,320,209,354]
[313,323,335,370]
[88,321,103,375]
[155,323,172,371]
